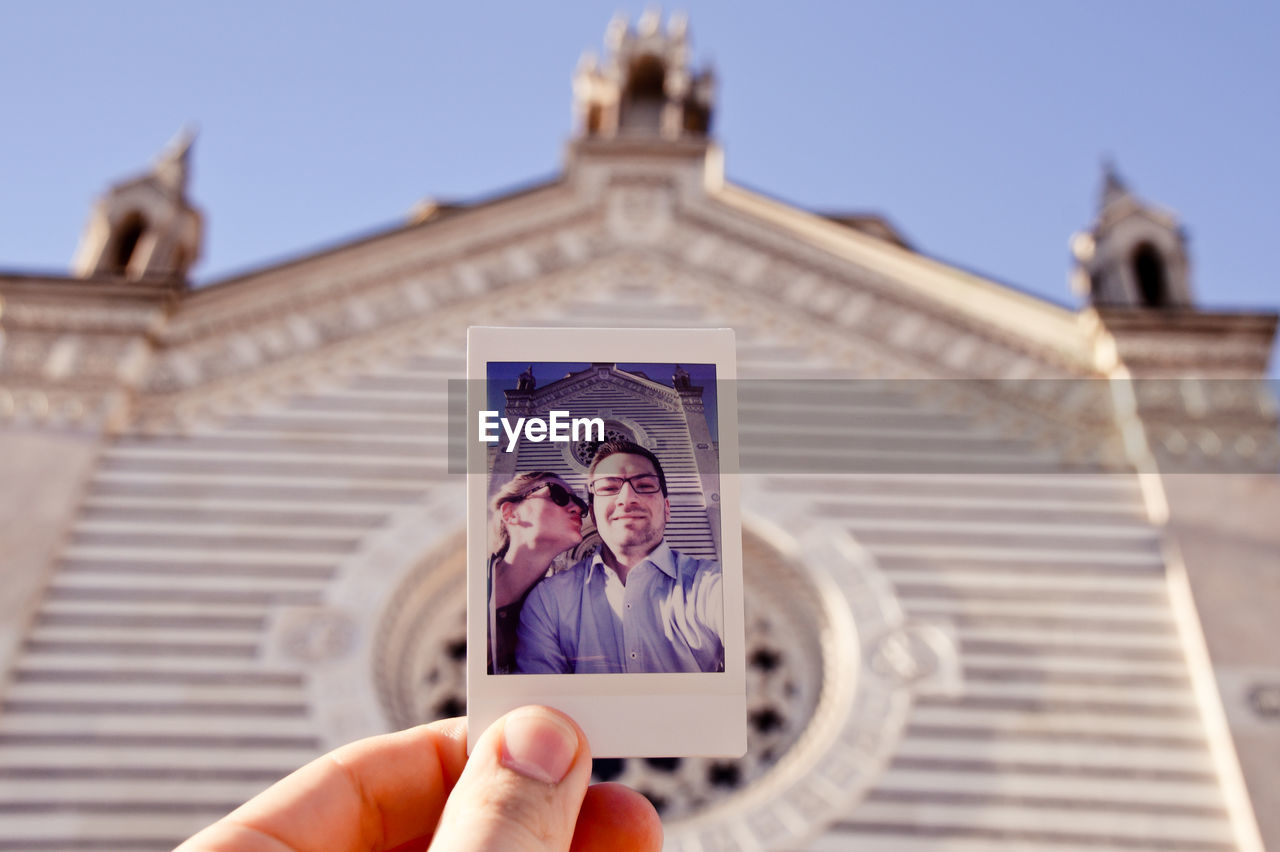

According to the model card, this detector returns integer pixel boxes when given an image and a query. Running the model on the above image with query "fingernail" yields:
[501,708,579,784]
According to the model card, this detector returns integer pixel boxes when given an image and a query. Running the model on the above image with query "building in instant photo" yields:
[487,362,721,561]
[1,11,1278,851]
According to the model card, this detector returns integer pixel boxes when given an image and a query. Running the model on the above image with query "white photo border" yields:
[466,327,746,758]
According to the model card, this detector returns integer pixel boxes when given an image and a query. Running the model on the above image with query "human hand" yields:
[175,706,662,852]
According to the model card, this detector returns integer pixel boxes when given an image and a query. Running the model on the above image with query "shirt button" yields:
[630,651,638,659]
[626,603,632,609]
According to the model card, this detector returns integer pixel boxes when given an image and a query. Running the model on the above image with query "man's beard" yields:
[607,519,663,554]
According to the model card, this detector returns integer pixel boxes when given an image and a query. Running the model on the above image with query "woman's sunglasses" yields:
[523,481,588,513]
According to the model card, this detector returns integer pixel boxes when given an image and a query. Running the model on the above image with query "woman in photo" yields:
[488,472,587,673]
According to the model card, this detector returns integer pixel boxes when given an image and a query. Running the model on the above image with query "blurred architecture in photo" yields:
[0,10,1277,851]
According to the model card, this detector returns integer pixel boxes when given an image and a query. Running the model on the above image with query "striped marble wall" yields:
[0,353,458,850]
[0,280,1242,850]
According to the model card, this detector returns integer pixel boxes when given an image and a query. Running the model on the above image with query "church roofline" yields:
[922,253,1076,312]
[11,152,1100,375]
[706,177,1095,368]
[514,363,681,402]
[28,117,1261,384]
[183,173,566,300]
[728,178,917,253]
[814,210,913,250]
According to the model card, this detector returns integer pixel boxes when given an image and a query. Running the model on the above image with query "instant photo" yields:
[466,327,746,758]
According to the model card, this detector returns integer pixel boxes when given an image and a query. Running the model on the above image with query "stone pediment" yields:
[6,153,1125,463]
[116,238,1124,469]
[136,170,1093,391]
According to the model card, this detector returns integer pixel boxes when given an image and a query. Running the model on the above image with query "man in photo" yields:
[515,440,724,674]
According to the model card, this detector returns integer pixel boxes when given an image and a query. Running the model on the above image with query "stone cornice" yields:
[567,136,711,162]
[612,251,1129,470]
[137,220,617,397]
[167,180,581,343]
[0,272,181,306]
[128,236,1123,464]
[1086,307,1278,377]
[654,218,1086,382]
[703,180,1093,371]
[127,241,627,433]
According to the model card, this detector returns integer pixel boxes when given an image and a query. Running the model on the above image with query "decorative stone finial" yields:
[637,7,662,38]
[572,10,714,141]
[155,125,197,194]
[1100,156,1129,210]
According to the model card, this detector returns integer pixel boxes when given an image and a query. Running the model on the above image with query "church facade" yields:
[1,12,1278,851]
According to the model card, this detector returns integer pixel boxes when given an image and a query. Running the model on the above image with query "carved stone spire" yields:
[1070,161,1192,309]
[572,9,714,142]
[1072,162,1275,381]
[71,130,203,285]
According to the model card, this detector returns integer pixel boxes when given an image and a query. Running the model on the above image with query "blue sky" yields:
[2,3,1276,370]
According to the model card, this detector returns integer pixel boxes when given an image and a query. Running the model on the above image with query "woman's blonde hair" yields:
[488,471,570,558]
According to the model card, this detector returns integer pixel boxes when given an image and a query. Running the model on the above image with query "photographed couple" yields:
[488,440,724,675]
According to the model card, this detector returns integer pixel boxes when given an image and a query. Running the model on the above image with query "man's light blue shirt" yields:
[515,541,723,674]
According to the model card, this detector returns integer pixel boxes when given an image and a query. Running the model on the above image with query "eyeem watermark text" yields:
[479,410,605,452]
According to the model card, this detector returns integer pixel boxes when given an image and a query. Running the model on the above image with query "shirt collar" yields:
[588,540,677,582]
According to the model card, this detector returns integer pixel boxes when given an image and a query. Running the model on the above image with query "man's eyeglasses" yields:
[523,481,587,513]
[588,474,662,497]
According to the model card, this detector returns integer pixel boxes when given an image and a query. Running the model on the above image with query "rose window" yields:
[374,526,827,822]
[570,421,635,467]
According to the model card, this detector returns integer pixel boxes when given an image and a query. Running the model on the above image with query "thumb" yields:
[428,706,591,852]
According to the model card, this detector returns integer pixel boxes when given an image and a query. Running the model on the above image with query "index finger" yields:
[176,717,469,852]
